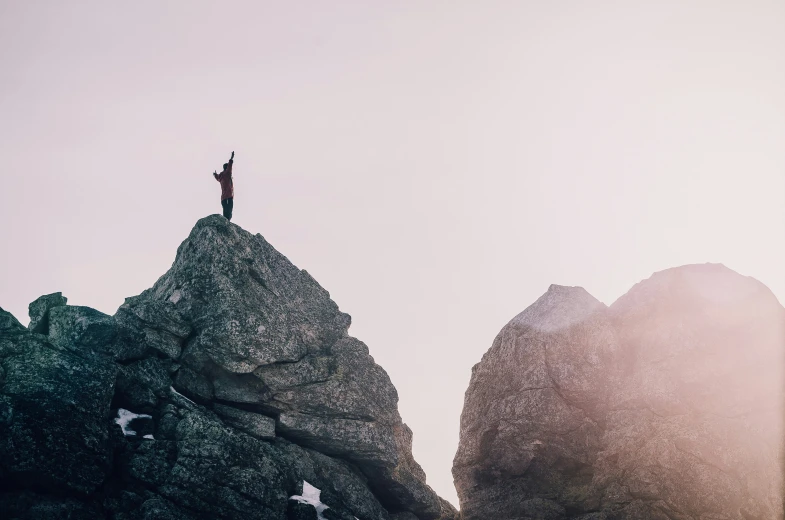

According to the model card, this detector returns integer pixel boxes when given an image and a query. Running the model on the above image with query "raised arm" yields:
[226,151,235,174]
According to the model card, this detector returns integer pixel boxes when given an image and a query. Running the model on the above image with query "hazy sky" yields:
[1,1,783,507]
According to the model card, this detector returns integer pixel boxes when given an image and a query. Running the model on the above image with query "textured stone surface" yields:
[27,291,67,334]
[48,305,118,355]
[0,215,455,520]
[142,216,351,375]
[114,295,193,360]
[454,264,785,519]
[0,307,117,495]
[132,215,451,519]
[214,403,276,440]
[1,306,24,331]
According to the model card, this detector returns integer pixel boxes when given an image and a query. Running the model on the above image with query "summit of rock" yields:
[0,215,457,520]
[507,284,606,333]
[455,263,784,519]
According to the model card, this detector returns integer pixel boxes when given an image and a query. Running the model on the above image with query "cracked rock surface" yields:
[453,264,785,519]
[0,215,457,520]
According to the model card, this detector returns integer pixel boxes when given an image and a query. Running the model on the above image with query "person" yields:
[213,151,235,221]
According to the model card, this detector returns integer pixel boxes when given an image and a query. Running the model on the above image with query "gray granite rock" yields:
[139,216,351,374]
[115,295,192,360]
[454,264,785,519]
[127,215,450,519]
[48,304,118,355]
[0,491,104,520]
[116,357,174,410]
[0,216,455,520]
[27,291,67,334]
[0,315,117,495]
[0,306,24,332]
[214,403,276,440]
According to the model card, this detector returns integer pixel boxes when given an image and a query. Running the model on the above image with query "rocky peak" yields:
[454,263,784,519]
[609,263,785,423]
[507,284,606,333]
[0,215,457,520]
[141,216,351,373]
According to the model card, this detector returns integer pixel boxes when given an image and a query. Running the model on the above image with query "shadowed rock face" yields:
[0,215,457,520]
[454,264,785,520]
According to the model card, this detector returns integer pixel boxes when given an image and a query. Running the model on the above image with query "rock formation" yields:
[454,264,785,519]
[0,215,457,520]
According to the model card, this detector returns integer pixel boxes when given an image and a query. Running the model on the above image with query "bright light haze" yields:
[1,1,783,508]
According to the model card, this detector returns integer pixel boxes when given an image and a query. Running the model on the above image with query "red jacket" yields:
[213,160,234,200]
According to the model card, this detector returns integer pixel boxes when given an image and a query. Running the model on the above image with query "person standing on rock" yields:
[213,151,235,221]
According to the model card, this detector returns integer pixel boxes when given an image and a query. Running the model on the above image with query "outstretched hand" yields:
[230,151,235,160]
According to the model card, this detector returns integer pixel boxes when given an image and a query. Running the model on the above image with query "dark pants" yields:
[221,198,233,221]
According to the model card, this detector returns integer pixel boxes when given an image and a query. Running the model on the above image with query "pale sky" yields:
[1,1,783,508]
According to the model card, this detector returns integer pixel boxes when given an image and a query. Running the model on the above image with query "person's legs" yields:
[222,198,233,221]
[221,199,230,220]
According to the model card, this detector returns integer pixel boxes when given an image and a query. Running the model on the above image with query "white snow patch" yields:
[290,481,330,520]
[170,386,196,405]
[257,325,266,333]
[115,408,152,436]
[168,290,182,304]
[143,434,155,440]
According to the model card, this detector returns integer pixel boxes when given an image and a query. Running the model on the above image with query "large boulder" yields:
[140,215,351,374]
[454,264,785,519]
[131,215,450,519]
[453,285,620,518]
[0,307,117,495]
[0,215,456,520]
[48,305,118,354]
[27,292,67,334]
